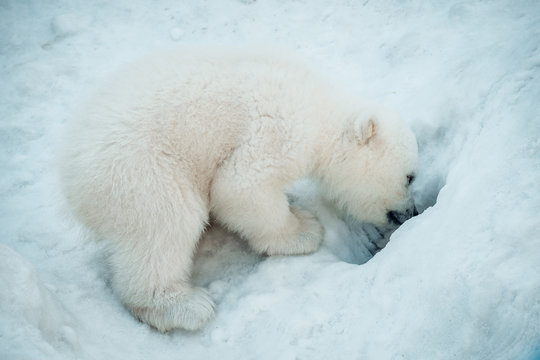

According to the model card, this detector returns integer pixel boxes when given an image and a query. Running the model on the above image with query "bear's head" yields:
[321,107,418,227]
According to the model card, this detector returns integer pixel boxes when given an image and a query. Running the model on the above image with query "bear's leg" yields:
[211,168,323,256]
[105,181,214,332]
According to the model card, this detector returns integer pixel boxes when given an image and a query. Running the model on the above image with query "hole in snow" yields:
[288,175,445,265]
[410,107,469,212]
[286,179,399,266]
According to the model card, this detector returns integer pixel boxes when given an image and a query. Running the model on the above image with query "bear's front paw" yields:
[133,287,215,332]
[264,208,324,256]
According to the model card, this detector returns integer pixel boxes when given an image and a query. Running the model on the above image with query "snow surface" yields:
[1,0,539,359]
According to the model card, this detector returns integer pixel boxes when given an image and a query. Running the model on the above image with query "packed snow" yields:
[1,0,539,359]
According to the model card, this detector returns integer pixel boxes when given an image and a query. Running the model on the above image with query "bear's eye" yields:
[406,174,415,186]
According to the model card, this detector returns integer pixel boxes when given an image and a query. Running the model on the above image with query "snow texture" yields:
[1,0,539,359]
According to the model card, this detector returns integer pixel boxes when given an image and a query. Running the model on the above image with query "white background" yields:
[1,1,539,359]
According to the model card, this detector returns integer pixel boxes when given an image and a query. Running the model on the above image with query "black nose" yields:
[413,205,418,216]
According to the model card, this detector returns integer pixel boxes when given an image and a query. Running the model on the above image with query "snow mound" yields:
[0,244,78,359]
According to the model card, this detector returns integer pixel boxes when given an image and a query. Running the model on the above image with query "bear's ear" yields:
[345,114,377,146]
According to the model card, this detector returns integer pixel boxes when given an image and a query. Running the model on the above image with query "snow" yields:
[1,0,539,359]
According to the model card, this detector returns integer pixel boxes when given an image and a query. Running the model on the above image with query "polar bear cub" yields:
[61,47,418,332]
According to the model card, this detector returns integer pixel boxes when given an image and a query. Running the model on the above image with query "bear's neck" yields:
[309,107,354,180]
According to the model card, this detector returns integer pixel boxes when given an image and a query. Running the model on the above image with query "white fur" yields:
[60,47,418,332]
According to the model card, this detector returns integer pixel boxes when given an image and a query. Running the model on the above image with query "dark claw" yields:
[387,211,403,225]
[387,204,418,226]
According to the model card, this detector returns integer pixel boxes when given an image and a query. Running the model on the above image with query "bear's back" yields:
[66,48,335,180]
